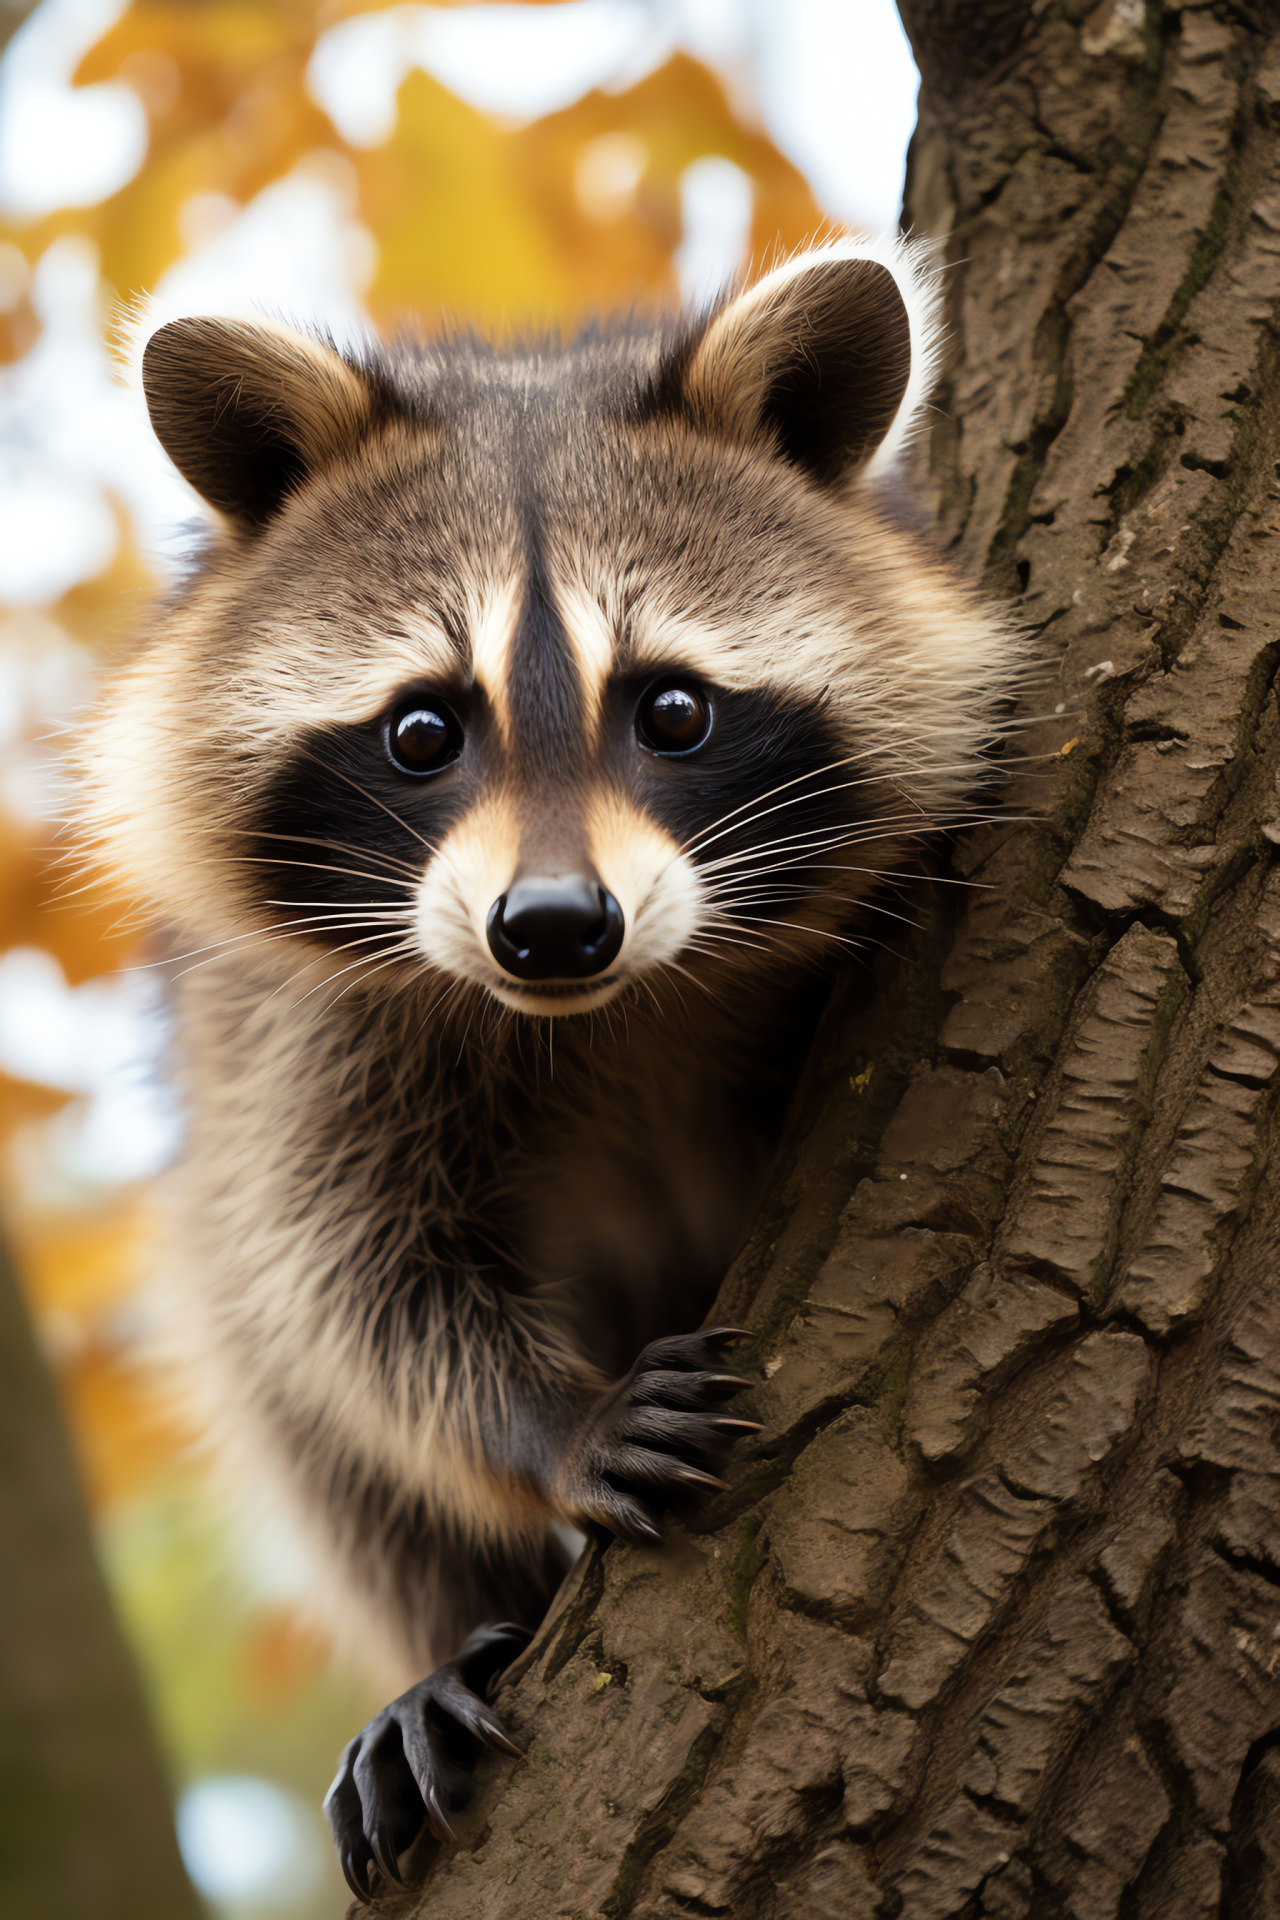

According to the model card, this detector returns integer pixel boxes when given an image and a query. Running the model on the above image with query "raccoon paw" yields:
[323,1621,530,1902]
[563,1325,760,1542]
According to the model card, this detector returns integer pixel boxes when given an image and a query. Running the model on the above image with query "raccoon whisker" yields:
[299,958,411,1021]
[671,748,983,862]
[292,746,444,860]
[167,937,312,984]
[256,934,418,1010]
[705,910,916,945]
[705,881,924,928]
[692,805,995,872]
[261,900,413,919]
[656,961,727,1021]
[166,919,414,983]
[722,912,882,953]
[694,811,1010,877]
[309,942,423,1013]
[412,975,470,1046]
[694,912,824,950]
[284,938,421,1013]
[318,930,418,957]
[705,866,934,905]
[687,949,776,970]
[876,870,994,890]
[704,880,836,905]
[709,866,994,905]
[685,930,778,959]
[788,898,926,932]
[697,837,887,883]
[261,903,415,944]
[708,863,882,889]
[122,909,414,971]
[699,790,1019,852]
[42,867,138,911]
[240,855,418,893]
[683,790,890,868]
[656,962,738,1016]
[454,991,486,1065]
[679,761,1012,865]
[662,958,722,996]
[695,833,876,880]
[708,890,872,915]
[278,929,418,970]
[706,865,887,895]
[711,888,928,932]
[698,799,1012,863]
[886,774,949,823]
[786,864,992,890]
[707,843,980,893]
[709,924,904,971]
[633,970,671,1020]
[249,829,424,882]
[674,749,873,857]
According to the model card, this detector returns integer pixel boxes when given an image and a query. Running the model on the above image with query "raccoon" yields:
[85,239,1015,1899]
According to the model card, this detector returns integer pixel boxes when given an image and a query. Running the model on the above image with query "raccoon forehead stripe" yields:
[466,579,522,741]
[505,517,583,764]
[552,578,615,734]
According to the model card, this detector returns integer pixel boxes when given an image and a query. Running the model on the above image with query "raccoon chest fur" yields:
[182,963,786,1423]
[513,1029,788,1376]
[520,1108,758,1373]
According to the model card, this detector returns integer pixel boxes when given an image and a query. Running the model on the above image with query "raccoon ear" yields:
[680,250,918,487]
[141,318,374,530]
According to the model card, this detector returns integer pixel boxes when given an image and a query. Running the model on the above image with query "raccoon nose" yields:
[486,876,625,981]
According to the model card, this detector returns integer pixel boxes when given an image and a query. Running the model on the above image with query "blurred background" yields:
[0,2,919,1912]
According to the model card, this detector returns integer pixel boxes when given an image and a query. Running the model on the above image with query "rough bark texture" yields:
[0,1234,202,1918]
[384,3,1280,1913]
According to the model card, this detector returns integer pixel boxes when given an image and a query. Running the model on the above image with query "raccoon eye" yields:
[636,681,712,756]
[385,700,462,776]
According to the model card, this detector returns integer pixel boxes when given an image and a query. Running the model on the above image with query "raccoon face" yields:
[90,244,1012,1019]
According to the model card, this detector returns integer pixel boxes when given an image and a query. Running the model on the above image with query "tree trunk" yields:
[386,4,1280,1913]
[0,1231,202,1918]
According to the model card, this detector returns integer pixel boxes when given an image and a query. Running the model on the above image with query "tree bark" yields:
[0,1231,202,1918]
[386,3,1280,1913]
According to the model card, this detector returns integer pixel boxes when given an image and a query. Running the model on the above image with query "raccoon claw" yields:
[323,1621,531,1902]
[565,1325,756,1541]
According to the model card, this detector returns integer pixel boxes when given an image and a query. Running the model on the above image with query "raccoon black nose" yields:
[486,876,625,982]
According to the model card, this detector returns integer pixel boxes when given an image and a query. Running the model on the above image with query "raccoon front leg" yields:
[318,1434,569,1900]
[324,1621,529,1901]
[323,1327,757,1898]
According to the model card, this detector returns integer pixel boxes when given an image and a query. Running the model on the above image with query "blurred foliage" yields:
[0,3,827,1912]
[64,0,823,329]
